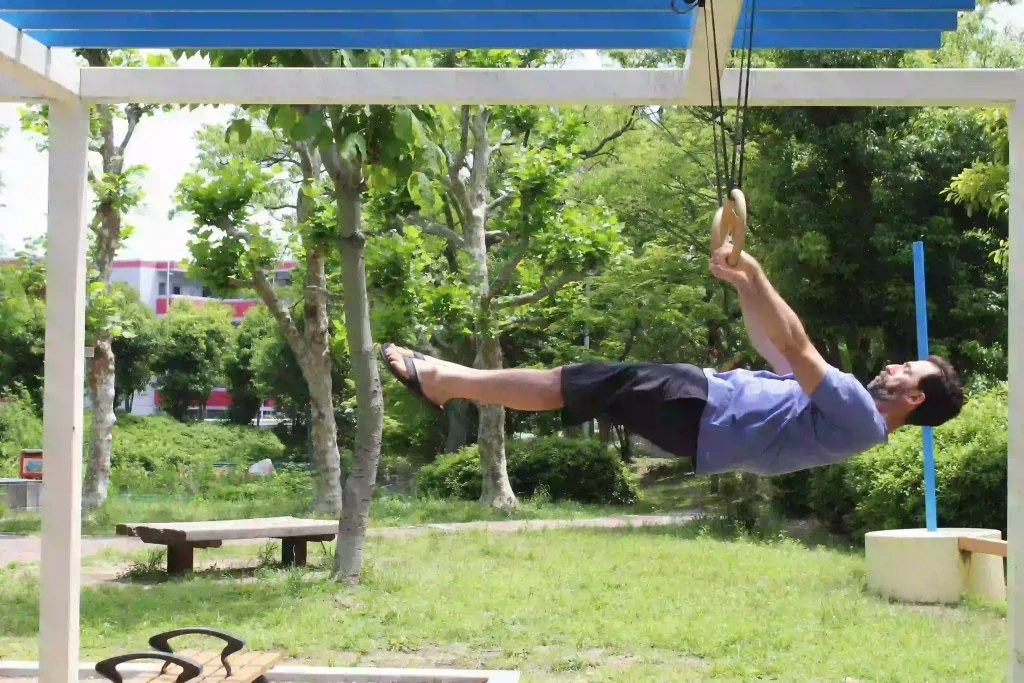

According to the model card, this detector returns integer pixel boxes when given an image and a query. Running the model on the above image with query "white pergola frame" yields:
[4,2,1019,682]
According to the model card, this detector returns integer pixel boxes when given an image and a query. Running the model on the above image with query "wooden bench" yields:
[958,535,1008,558]
[115,517,339,574]
[94,627,284,683]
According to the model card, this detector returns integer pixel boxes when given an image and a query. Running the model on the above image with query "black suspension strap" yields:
[679,0,757,264]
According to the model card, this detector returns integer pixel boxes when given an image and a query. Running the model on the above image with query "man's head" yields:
[867,355,963,428]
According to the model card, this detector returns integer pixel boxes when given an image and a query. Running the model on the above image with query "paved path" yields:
[0,513,696,567]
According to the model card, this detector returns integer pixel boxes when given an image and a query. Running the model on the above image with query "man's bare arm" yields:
[710,247,828,396]
[736,284,792,375]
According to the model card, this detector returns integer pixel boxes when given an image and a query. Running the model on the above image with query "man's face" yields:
[867,360,938,406]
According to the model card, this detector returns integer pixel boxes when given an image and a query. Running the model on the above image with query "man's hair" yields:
[906,355,964,427]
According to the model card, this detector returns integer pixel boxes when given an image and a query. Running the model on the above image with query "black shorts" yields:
[560,362,708,460]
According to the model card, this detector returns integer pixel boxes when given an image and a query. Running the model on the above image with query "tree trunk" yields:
[445,399,473,453]
[458,109,517,509]
[476,331,516,509]
[78,52,140,510]
[306,363,344,515]
[243,143,345,515]
[331,177,385,583]
[83,336,115,509]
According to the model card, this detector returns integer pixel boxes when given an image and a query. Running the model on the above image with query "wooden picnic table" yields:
[115,517,338,574]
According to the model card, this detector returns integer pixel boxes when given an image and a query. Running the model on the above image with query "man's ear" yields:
[905,389,926,409]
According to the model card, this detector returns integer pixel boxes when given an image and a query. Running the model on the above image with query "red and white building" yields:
[105,259,296,419]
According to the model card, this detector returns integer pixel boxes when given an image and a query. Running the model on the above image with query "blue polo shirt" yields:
[695,365,889,476]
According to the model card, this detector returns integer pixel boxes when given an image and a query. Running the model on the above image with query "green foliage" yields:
[771,385,1008,539]
[151,300,236,421]
[225,306,274,425]
[175,156,284,295]
[0,389,42,477]
[110,284,159,412]
[415,444,486,501]
[0,261,46,406]
[746,55,1008,383]
[103,414,286,495]
[416,437,640,505]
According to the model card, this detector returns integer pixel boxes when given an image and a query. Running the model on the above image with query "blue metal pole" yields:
[913,241,938,531]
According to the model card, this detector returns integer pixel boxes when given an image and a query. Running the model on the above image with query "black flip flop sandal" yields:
[379,343,445,415]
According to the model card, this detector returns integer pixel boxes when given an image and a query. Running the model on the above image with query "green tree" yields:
[109,282,158,414]
[0,250,46,405]
[21,48,176,509]
[745,49,1008,383]
[173,46,440,581]
[173,119,346,514]
[226,305,274,426]
[151,300,235,422]
[395,52,628,507]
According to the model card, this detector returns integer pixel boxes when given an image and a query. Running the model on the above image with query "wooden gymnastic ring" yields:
[711,188,747,266]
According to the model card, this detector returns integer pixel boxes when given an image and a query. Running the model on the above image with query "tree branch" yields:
[117,104,143,157]
[417,220,466,250]
[458,105,471,166]
[487,192,514,214]
[580,108,639,160]
[261,154,304,170]
[492,270,593,310]
[489,129,511,155]
[490,240,530,295]
[216,217,305,353]
[485,230,511,246]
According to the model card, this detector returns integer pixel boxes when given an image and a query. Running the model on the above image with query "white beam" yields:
[79,66,690,106]
[720,68,1018,108]
[39,101,90,683]
[0,20,77,101]
[1009,74,1024,683]
[77,67,1017,108]
[0,70,44,102]
[682,0,745,104]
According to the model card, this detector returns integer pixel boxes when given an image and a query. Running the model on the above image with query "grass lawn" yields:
[0,492,683,536]
[0,459,707,536]
[0,524,1005,681]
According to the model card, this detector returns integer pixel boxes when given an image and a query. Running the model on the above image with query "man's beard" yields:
[867,374,901,402]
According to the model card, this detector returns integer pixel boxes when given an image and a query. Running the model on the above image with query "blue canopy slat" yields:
[24,29,946,50]
[0,0,979,10]
[0,0,974,50]
[0,10,960,33]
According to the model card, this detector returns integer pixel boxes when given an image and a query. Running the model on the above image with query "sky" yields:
[0,3,1021,261]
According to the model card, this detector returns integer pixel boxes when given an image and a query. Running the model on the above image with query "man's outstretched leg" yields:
[381,344,564,412]
[380,343,709,463]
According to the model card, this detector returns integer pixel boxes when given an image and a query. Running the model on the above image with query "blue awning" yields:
[0,0,976,50]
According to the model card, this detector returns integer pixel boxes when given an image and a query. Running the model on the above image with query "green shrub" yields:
[416,437,640,505]
[0,389,42,477]
[415,444,485,500]
[104,415,285,495]
[770,384,1007,540]
[507,437,640,504]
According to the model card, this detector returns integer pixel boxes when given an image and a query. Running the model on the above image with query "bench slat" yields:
[217,652,286,683]
[958,536,1008,558]
[116,517,338,543]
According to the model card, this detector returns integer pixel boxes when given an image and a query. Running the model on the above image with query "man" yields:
[380,244,964,477]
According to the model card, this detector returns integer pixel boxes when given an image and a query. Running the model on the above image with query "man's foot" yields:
[384,344,464,371]
[380,343,449,412]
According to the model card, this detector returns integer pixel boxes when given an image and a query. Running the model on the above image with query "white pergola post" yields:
[1010,72,1024,682]
[681,0,744,105]
[39,100,90,683]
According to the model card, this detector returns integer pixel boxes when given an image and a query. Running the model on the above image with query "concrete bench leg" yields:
[282,539,307,567]
[167,544,195,575]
